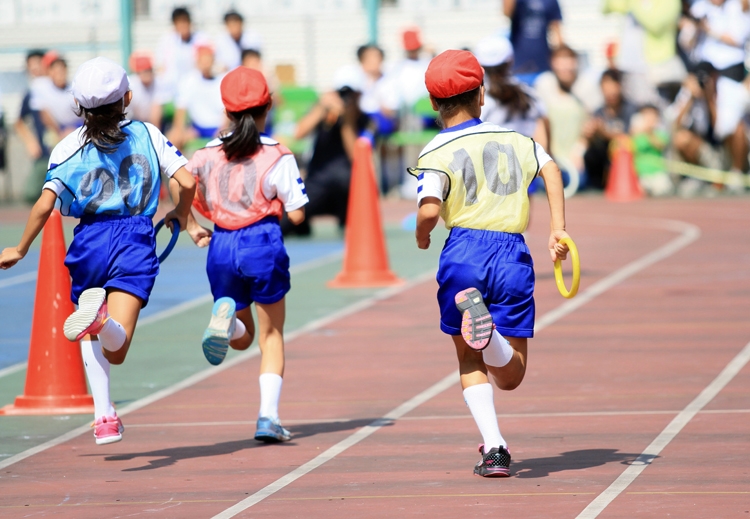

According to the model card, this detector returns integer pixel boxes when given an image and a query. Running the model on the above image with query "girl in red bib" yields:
[186,67,308,442]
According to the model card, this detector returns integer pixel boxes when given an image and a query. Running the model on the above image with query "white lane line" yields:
[0,250,343,380]
[0,264,427,472]
[0,271,37,290]
[575,340,750,519]
[212,218,701,518]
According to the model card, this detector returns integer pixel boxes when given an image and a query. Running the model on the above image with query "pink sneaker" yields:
[64,288,108,341]
[92,414,124,445]
[455,288,494,351]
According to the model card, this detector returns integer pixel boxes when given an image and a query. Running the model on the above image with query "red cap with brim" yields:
[129,52,153,73]
[403,29,422,51]
[425,50,484,99]
[221,67,271,112]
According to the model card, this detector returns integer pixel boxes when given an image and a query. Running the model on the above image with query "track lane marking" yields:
[213,218,701,518]
[575,339,750,519]
[0,271,37,290]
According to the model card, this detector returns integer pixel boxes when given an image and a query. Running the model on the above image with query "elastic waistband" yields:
[449,227,525,243]
[79,214,154,226]
[214,215,280,233]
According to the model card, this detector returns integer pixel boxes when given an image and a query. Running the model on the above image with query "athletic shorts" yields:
[65,214,159,307]
[206,216,290,309]
[437,227,535,338]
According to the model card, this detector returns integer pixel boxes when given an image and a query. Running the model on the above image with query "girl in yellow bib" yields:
[409,50,572,477]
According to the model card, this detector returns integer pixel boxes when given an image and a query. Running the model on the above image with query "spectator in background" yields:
[241,49,279,94]
[33,55,81,141]
[535,45,600,174]
[503,0,564,85]
[475,35,548,148]
[169,43,226,149]
[15,50,48,164]
[357,44,399,135]
[682,0,750,192]
[583,69,637,189]
[389,28,431,109]
[215,10,262,72]
[604,0,685,105]
[126,51,158,124]
[631,104,673,196]
[154,7,207,109]
[283,67,375,236]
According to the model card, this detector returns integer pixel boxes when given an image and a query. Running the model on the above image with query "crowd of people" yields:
[7,0,750,212]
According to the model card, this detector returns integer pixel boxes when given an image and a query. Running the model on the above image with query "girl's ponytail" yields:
[76,99,127,154]
[221,104,269,161]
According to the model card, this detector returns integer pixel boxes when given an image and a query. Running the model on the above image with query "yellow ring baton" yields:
[554,237,580,299]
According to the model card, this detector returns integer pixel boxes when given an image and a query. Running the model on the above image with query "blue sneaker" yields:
[202,297,236,366]
[255,416,291,443]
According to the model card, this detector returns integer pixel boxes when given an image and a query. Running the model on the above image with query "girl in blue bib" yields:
[0,57,196,445]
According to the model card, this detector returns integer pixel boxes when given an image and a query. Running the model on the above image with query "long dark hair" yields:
[221,104,269,161]
[76,98,127,153]
[486,63,532,119]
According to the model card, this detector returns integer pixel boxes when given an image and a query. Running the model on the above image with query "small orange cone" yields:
[0,210,94,415]
[605,138,643,202]
[329,138,403,288]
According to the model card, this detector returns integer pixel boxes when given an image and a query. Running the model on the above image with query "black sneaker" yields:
[474,444,511,477]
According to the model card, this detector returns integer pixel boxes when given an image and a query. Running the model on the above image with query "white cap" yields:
[332,65,366,92]
[71,57,130,109]
[474,35,514,67]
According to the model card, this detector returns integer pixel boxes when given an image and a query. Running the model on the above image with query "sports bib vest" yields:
[410,130,539,234]
[46,121,161,218]
[191,142,293,230]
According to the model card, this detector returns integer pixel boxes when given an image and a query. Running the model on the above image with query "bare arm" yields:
[14,118,42,159]
[0,189,57,269]
[503,0,517,17]
[549,20,564,48]
[163,167,196,233]
[295,92,343,140]
[287,207,306,225]
[538,161,570,262]
[533,117,550,151]
[415,197,441,249]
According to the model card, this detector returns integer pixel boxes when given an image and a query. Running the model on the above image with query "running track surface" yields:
[0,196,749,518]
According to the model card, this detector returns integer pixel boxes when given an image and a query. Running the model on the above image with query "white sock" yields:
[80,339,116,420]
[98,318,126,352]
[231,318,246,340]
[483,329,514,368]
[258,373,283,421]
[463,383,506,449]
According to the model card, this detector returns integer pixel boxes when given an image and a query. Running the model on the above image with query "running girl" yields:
[184,67,308,443]
[409,50,571,477]
[0,57,196,445]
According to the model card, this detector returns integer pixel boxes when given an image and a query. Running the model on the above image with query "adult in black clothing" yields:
[283,70,375,236]
[582,69,637,190]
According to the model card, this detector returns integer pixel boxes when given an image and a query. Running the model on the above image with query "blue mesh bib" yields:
[47,121,161,218]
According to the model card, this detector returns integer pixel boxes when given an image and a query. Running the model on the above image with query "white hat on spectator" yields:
[332,65,366,92]
[72,57,130,109]
[474,35,514,67]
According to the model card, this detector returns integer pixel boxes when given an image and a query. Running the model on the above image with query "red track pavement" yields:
[0,197,748,518]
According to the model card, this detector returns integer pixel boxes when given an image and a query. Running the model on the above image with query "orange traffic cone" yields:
[605,138,643,202]
[329,138,403,288]
[0,210,94,415]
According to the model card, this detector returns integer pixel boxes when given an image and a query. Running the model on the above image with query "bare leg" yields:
[452,335,527,391]
[256,299,286,377]
[727,122,748,172]
[91,289,142,365]
[229,306,256,351]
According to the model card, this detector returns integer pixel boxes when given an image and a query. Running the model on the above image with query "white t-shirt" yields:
[415,122,553,204]
[387,58,430,108]
[154,30,209,103]
[359,70,400,114]
[691,0,750,70]
[215,30,263,71]
[176,71,225,130]
[43,120,188,195]
[202,135,309,212]
[125,74,156,122]
[30,77,81,129]
[481,81,547,139]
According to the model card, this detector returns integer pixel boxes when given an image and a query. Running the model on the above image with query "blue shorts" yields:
[437,227,535,338]
[65,215,159,307]
[206,217,290,309]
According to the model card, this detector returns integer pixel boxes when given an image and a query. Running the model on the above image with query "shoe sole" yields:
[474,468,511,477]
[202,298,236,366]
[95,432,123,445]
[455,288,493,351]
[254,430,291,443]
[64,288,106,341]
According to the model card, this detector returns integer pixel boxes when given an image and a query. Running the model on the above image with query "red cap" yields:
[402,29,422,51]
[42,50,60,69]
[221,67,271,112]
[129,51,153,73]
[425,50,484,99]
[195,41,215,56]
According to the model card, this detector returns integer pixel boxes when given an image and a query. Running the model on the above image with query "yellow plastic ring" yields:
[554,237,580,299]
